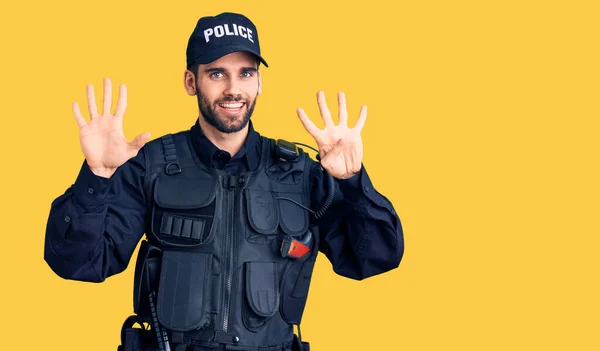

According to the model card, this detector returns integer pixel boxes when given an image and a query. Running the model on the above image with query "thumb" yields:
[130,132,151,150]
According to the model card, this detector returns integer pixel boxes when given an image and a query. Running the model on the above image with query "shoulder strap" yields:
[161,134,181,175]
[144,131,196,176]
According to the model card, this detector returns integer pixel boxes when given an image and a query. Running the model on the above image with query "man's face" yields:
[194,51,261,133]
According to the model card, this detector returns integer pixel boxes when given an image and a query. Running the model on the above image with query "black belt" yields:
[168,330,296,351]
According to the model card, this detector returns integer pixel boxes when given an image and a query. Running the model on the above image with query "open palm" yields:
[73,78,150,178]
[297,91,367,179]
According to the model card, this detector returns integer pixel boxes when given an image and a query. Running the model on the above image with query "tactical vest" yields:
[123,131,318,351]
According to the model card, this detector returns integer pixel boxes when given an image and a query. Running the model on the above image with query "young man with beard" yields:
[44,12,404,351]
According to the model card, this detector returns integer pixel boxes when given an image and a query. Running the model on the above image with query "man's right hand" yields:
[73,78,151,178]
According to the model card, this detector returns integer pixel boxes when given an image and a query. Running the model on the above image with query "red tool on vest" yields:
[280,230,313,259]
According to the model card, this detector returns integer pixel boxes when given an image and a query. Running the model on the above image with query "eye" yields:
[210,72,223,79]
[241,70,254,78]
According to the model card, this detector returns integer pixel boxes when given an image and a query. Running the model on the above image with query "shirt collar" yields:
[189,118,261,171]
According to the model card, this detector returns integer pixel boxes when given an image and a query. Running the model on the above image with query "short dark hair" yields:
[188,63,200,79]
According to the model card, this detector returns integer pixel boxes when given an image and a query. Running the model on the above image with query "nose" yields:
[223,76,242,98]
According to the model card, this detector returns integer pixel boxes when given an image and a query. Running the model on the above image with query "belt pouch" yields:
[157,250,212,332]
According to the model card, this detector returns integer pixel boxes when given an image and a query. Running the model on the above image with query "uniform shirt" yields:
[44,119,404,282]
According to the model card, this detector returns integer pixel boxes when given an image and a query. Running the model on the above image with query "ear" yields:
[257,70,262,95]
[184,69,197,96]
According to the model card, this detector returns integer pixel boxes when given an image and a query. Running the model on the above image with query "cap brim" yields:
[191,44,268,67]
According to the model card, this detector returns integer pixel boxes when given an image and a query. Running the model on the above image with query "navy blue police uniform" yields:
[44,12,404,351]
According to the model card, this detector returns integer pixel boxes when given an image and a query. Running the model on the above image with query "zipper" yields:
[222,185,235,332]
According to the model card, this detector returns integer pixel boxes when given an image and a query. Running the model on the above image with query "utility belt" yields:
[117,315,309,351]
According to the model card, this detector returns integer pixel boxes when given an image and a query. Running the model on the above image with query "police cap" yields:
[186,12,269,68]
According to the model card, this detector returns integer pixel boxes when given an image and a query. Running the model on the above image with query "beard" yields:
[197,91,257,134]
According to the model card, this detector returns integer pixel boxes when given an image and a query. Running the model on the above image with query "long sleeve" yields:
[311,163,404,280]
[44,151,148,282]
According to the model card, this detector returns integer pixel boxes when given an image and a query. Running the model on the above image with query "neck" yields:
[197,117,248,156]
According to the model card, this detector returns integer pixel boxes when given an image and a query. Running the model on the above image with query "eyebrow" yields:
[203,67,225,74]
[202,66,258,74]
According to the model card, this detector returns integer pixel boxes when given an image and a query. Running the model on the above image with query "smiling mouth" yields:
[217,102,245,112]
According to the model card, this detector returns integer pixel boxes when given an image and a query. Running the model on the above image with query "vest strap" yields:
[162,134,182,175]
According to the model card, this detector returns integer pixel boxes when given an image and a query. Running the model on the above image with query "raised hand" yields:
[296,91,367,180]
[73,78,151,178]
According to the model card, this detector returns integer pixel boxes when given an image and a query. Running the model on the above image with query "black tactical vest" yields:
[128,131,318,351]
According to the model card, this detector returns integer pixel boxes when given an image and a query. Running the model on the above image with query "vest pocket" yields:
[280,225,319,325]
[244,189,279,244]
[277,191,309,237]
[157,250,212,332]
[242,261,280,331]
[280,257,315,325]
[151,175,217,247]
[244,189,310,244]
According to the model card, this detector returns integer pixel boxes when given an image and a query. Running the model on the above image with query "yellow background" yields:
[0,0,598,350]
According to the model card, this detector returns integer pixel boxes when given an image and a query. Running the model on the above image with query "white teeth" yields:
[219,102,243,109]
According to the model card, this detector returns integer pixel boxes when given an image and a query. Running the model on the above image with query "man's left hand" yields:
[297,91,367,180]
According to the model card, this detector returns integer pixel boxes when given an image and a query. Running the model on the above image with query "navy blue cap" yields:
[186,12,268,68]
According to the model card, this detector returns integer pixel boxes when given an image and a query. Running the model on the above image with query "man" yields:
[44,12,404,351]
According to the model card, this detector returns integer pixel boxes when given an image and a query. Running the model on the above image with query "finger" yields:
[86,84,98,118]
[102,77,113,116]
[338,92,348,126]
[72,102,87,128]
[130,132,152,151]
[354,105,368,132]
[296,107,321,138]
[317,90,334,127]
[115,84,127,118]
[319,145,343,175]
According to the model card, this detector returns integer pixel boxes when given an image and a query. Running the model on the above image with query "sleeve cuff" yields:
[336,165,367,203]
[336,165,390,208]
[337,165,362,189]
[72,160,110,208]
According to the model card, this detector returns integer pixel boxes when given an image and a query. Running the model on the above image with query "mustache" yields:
[215,96,245,104]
